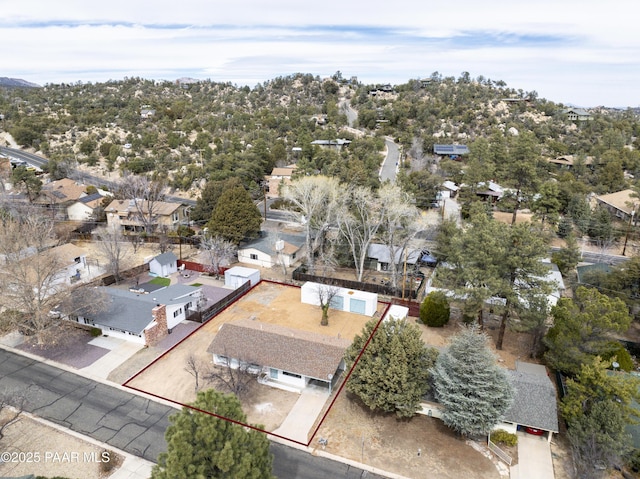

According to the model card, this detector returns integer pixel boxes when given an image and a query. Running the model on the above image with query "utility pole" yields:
[622,210,635,256]
[262,181,268,220]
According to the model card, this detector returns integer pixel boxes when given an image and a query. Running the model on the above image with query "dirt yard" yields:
[0,413,122,479]
[315,393,503,479]
[125,282,383,431]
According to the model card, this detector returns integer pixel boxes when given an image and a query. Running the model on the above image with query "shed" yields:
[300,281,378,317]
[149,251,178,277]
[383,305,409,322]
[224,266,260,289]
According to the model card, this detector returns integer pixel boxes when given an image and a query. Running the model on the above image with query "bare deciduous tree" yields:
[282,176,339,274]
[0,386,36,441]
[336,185,385,282]
[377,184,423,290]
[206,358,257,399]
[317,284,341,326]
[0,214,67,344]
[184,353,206,392]
[200,235,236,279]
[115,175,166,234]
[93,225,133,283]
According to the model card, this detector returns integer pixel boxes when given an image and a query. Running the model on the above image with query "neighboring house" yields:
[367,243,421,272]
[140,108,156,119]
[475,181,504,202]
[224,266,260,288]
[433,144,470,157]
[546,155,594,171]
[36,178,87,208]
[301,281,378,316]
[70,284,203,345]
[541,261,566,307]
[418,361,560,443]
[105,199,187,234]
[67,192,108,221]
[265,165,297,199]
[310,138,351,150]
[562,108,592,121]
[499,361,559,442]
[207,318,351,392]
[441,180,459,199]
[595,189,639,222]
[238,232,305,268]
[149,251,178,277]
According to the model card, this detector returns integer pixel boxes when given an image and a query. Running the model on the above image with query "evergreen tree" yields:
[345,318,438,418]
[431,326,513,436]
[207,182,262,244]
[561,358,640,477]
[152,390,274,479]
[544,286,631,376]
[419,291,451,327]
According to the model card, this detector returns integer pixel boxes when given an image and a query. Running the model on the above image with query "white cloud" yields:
[0,1,638,106]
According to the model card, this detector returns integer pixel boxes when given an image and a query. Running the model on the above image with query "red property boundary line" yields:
[123,278,393,447]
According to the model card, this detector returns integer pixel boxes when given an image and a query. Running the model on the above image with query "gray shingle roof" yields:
[207,319,351,381]
[503,368,559,433]
[90,285,200,334]
[239,232,304,256]
[152,251,178,266]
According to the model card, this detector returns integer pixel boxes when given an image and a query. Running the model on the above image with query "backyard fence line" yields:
[291,266,420,300]
[187,280,252,323]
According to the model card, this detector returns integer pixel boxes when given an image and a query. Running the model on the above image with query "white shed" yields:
[300,282,378,317]
[224,266,260,289]
[383,305,409,322]
[149,251,178,277]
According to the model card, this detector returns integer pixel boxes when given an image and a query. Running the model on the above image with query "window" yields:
[250,253,258,260]
[282,371,302,379]
[172,212,179,222]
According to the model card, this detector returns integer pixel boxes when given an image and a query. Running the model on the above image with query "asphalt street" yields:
[0,348,386,478]
[380,137,399,182]
[0,146,196,206]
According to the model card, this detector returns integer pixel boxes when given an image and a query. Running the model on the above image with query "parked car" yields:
[420,250,438,267]
[524,427,544,436]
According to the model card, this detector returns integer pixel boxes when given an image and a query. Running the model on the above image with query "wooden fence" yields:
[186,281,252,323]
[292,266,420,299]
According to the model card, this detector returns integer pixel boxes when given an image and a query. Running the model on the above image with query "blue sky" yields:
[1,0,638,107]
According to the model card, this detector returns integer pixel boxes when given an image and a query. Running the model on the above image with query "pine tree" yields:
[207,182,262,244]
[344,318,438,418]
[152,389,274,479]
[431,326,513,436]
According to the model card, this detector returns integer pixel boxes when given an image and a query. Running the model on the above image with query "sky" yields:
[1,1,638,108]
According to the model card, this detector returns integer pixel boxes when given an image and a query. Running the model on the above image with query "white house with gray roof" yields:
[498,361,559,442]
[207,318,350,393]
[69,284,203,345]
[238,232,305,268]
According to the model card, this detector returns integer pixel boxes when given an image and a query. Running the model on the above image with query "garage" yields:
[349,298,366,315]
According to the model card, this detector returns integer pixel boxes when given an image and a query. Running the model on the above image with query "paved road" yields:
[0,146,196,206]
[380,137,399,182]
[549,246,629,266]
[340,100,358,128]
[0,348,387,478]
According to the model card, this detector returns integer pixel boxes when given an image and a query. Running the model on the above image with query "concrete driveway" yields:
[272,386,329,444]
[511,432,554,479]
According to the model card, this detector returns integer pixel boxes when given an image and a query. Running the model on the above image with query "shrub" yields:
[419,291,450,327]
[601,341,634,372]
[90,327,102,337]
[490,429,517,447]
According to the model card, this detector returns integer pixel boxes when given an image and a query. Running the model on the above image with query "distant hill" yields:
[0,77,41,88]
